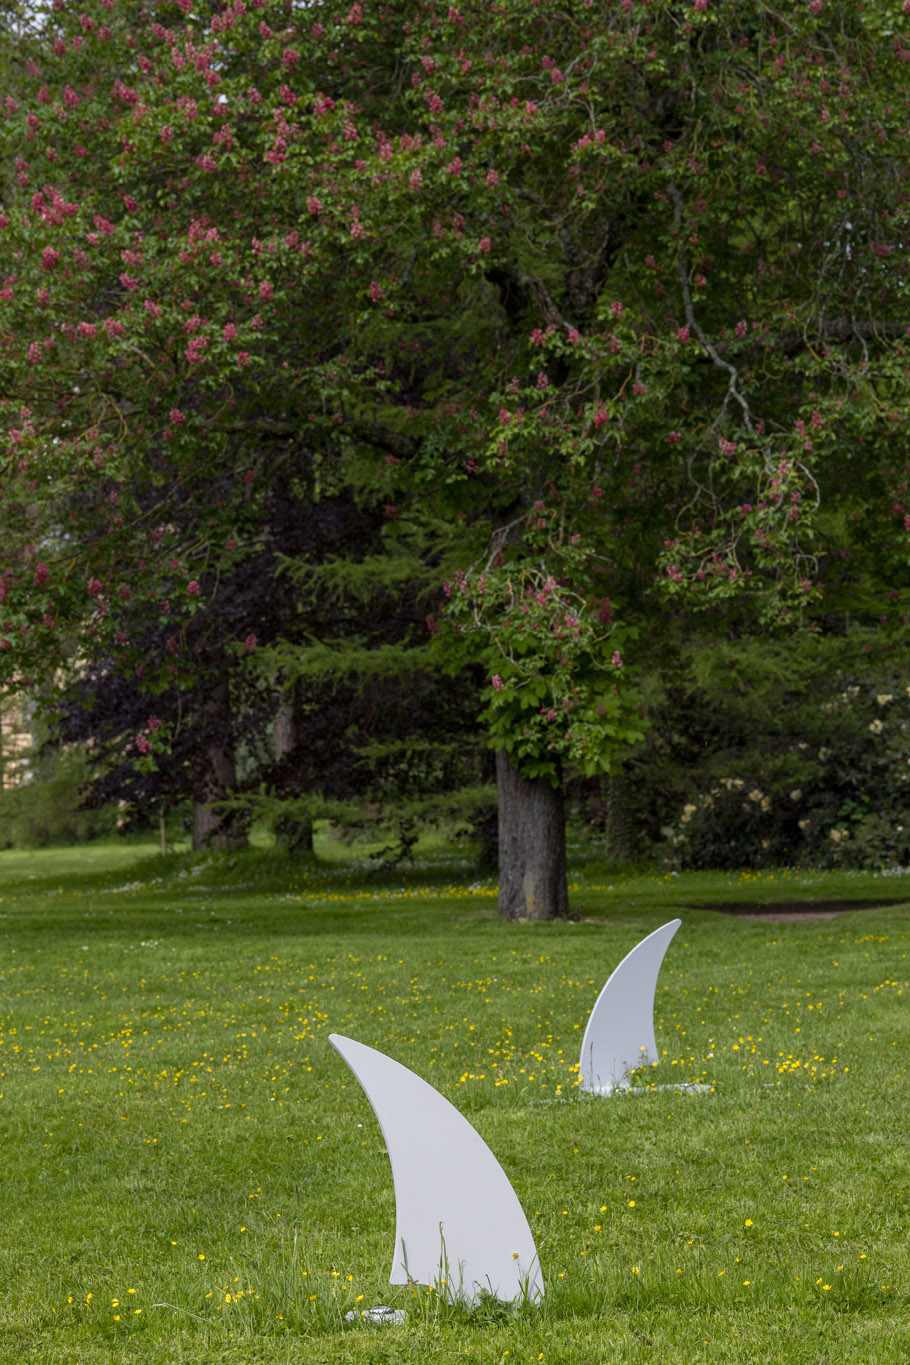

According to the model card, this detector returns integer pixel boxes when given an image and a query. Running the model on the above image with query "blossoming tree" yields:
[1,0,908,914]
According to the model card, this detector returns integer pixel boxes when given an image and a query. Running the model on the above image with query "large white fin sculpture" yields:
[578,918,683,1095]
[329,1033,543,1305]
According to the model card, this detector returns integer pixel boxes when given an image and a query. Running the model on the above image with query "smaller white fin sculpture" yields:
[330,1033,542,1305]
[579,918,682,1094]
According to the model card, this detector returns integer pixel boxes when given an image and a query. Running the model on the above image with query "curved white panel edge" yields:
[578,918,682,1094]
[329,1033,543,1305]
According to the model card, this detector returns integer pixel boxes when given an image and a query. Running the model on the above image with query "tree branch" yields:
[668,181,756,436]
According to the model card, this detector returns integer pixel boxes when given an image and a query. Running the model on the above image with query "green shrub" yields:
[0,747,116,848]
[666,672,910,870]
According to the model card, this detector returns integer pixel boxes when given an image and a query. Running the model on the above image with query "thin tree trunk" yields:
[604,773,633,861]
[192,678,247,852]
[273,694,314,853]
[274,698,295,760]
[159,808,167,856]
[496,749,569,921]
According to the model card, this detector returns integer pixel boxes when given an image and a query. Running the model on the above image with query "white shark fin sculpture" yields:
[329,1033,542,1305]
[578,918,682,1094]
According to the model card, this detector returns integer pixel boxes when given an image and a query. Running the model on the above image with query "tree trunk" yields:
[274,697,295,760]
[273,695,314,854]
[496,749,570,921]
[192,679,247,852]
[604,773,634,861]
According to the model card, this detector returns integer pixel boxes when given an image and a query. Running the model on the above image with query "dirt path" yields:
[698,899,906,922]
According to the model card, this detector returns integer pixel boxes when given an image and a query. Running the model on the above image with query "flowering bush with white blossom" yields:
[667,676,910,870]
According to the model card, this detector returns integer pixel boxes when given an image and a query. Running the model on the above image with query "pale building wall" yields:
[0,696,34,789]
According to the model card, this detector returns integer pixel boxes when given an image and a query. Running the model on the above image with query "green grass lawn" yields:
[0,838,908,1363]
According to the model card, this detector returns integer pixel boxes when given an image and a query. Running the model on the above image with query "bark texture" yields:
[192,679,248,852]
[273,695,314,853]
[496,748,569,921]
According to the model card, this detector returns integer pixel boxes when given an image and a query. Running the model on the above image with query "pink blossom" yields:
[478,236,492,254]
[88,577,103,596]
[667,430,681,444]
[41,247,60,270]
[491,674,504,691]
[185,335,208,365]
[223,322,237,341]
[370,281,385,302]
[611,651,623,667]
[33,561,49,586]
[242,632,257,653]
[136,734,152,754]
[236,351,252,366]
[187,580,200,596]
[676,325,691,342]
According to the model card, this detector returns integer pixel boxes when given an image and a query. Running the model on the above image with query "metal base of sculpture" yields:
[585,1080,713,1096]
